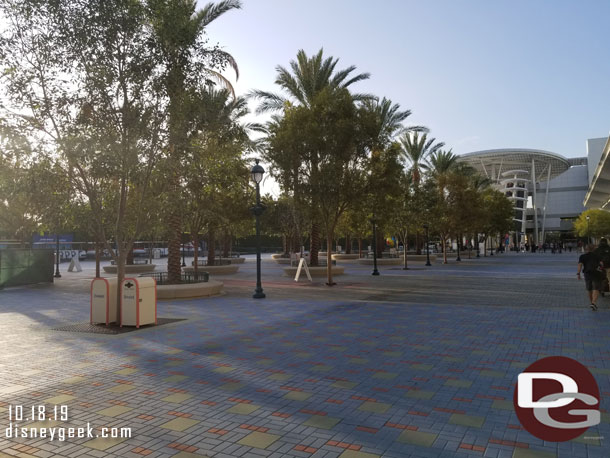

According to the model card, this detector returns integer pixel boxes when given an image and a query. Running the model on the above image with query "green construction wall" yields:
[0,249,54,288]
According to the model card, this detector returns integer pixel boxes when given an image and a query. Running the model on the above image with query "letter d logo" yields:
[513,356,600,442]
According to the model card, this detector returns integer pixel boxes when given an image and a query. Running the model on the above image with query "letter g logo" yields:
[513,357,600,441]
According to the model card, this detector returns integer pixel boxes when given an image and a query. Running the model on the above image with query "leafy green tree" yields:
[479,188,514,254]
[267,87,368,284]
[574,209,610,241]
[262,195,307,256]
[0,0,164,307]
[179,89,252,269]
[389,175,437,268]
[254,49,369,267]
[364,142,403,257]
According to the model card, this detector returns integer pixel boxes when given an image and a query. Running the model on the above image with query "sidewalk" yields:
[0,253,607,457]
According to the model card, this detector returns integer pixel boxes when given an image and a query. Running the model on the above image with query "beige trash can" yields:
[121,277,157,328]
[90,277,119,325]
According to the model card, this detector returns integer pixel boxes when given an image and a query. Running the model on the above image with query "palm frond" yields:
[247,90,288,113]
[197,0,242,29]
[214,49,239,80]
[203,69,236,98]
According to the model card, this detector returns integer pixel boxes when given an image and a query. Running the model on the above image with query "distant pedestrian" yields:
[577,244,603,311]
[543,243,547,253]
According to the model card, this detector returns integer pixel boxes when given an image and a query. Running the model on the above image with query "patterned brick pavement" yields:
[0,252,609,457]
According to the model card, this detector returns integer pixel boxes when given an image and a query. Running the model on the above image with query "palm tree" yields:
[426,149,458,178]
[249,48,371,112]
[361,97,427,156]
[149,0,241,283]
[399,132,444,185]
[252,49,369,267]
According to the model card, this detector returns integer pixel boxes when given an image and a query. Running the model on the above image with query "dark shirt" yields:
[579,252,602,275]
[594,245,610,267]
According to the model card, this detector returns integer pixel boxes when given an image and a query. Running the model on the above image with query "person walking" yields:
[577,244,603,310]
[595,238,610,296]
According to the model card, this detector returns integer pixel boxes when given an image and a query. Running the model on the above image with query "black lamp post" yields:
[251,159,266,298]
[476,234,480,258]
[54,234,61,278]
[370,218,379,276]
[423,224,431,266]
[456,235,461,262]
[586,215,591,245]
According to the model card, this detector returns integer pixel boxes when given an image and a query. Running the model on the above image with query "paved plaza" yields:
[0,252,609,458]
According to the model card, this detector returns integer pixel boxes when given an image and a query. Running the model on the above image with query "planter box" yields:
[402,255,437,262]
[332,254,360,260]
[220,257,245,264]
[282,266,345,277]
[183,265,239,275]
[103,264,156,274]
[157,280,223,299]
[357,258,402,266]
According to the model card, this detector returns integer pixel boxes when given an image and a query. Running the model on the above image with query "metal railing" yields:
[139,271,209,284]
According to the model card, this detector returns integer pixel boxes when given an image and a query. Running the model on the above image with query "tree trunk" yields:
[416,232,421,255]
[95,242,101,278]
[326,233,335,286]
[282,234,288,255]
[127,246,134,265]
[115,248,127,324]
[376,229,384,258]
[208,228,216,265]
[167,211,182,284]
[358,237,362,258]
[193,234,199,274]
[442,235,448,264]
[294,233,300,255]
[402,230,408,270]
[345,233,351,254]
[310,221,320,266]
[223,233,230,258]
[483,234,487,256]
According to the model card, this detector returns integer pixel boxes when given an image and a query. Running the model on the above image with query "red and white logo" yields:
[513,356,600,441]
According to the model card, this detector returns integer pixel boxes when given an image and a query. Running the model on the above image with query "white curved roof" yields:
[458,148,570,182]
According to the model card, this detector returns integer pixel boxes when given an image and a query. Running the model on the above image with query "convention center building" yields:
[458,148,589,245]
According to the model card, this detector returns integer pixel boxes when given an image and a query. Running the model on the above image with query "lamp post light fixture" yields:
[586,214,591,245]
[54,234,61,278]
[423,224,431,266]
[370,217,380,276]
[251,159,266,298]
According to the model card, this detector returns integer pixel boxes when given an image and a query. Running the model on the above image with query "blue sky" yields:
[204,0,610,192]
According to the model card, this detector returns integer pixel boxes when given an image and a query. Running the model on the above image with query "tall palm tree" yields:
[361,97,426,156]
[249,48,371,112]
[148,0,241,283]
[252,49,369,267]
[425,149,458,178]
[399,132,444,185]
